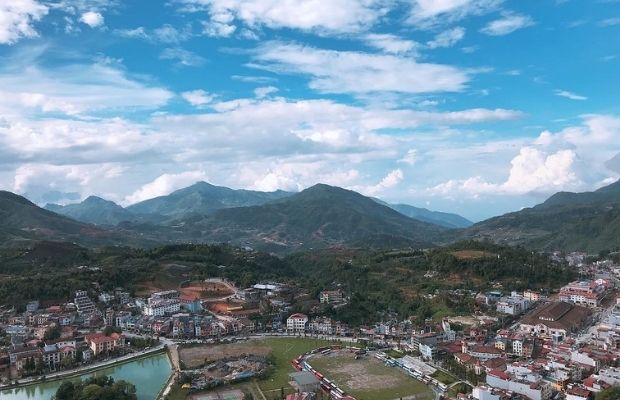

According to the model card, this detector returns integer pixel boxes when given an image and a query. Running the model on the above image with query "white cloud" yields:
[555,89,587,101]
[80,11,104,28]
[399,149,418,165]
[12,162,127,202]
[115,26,148,39]
[160,48,206,67]
[254,86,278,98]
[356,168,404,196]
[0,0,48,44]
[251,42,470,95]
[408,0,500,28]
[182,89,215,106]
[0,63,173,116]
[178,0,389,34]
[124,170,209,204]
[428,115,620,199]
[201,9,236,37]
[430,147,578,196]
[427,27,465,48]
[363,33,419,55]
[115,24,191,43]
[480,12,534,36]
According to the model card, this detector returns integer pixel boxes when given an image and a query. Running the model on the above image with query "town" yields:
[0,250,619,400]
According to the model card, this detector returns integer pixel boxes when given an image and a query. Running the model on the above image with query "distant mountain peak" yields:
[0,190,36,206]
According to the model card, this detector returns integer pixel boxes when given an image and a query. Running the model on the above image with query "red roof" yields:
[85,332,122,344]
[567,386,591,397]
[488,369,510,380]
[289,313,308,319]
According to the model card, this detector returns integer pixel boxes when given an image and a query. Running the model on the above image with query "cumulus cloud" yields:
[428,115,620,199]
[480,12,534,36]
[362,168,404,196]
[80,11,104,28]
[201,9,236,37]
[251,42,470,94]
[178,0,388,34]
[182,89,215,106]
[427,27,466,48]
[124,170,209,204]
[0,0,48,44]
[430,147,579,197]
[555,89,587,101]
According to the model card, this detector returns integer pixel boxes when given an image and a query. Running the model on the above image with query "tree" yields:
[54,381,75,400]
[52,375,137,400]
[597,387,620,400]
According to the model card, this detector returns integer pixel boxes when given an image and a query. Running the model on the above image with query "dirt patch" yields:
[179,341,271,369]
[451,250,496,260]
[336,358,402,390]
[202,281,235,299]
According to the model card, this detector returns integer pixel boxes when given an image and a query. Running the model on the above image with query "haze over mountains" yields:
[3,180,620,253]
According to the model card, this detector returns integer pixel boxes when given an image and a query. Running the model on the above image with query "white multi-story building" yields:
[496,292,530,315]
[287,313,308,332]
[559,280,608,308]
[143,298,181,316]
[486,368,553,400]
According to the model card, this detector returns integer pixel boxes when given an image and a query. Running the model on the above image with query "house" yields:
[496,292,530,315]
[319,290,343,304]
[486,368,553,400]
[419,342,438,360]
[524,290,543,302]
[289,371,320,392]
[26,301,39,312]
[85,332,125,356]
[9,346,42,373]
[463,342,504,361]
[180,295,202,313]
[74,290,97,315]
[565,386,592,400]
[287,313,308,332]
[143,298,181,316]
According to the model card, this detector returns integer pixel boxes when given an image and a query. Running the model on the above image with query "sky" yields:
[0,0,619,221]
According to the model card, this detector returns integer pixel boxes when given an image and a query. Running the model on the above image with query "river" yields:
[0,352,172,400]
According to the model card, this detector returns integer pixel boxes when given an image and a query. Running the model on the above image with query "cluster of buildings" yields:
[457,258,620,400]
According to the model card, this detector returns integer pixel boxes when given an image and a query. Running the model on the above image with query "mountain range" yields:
[464,180,620,252]
[5,179,620,252]
[45,181,471,229]
[0,191,127,247]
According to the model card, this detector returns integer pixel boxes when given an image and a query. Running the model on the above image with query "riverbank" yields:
[157,344,179,400]
[0,345,167,392]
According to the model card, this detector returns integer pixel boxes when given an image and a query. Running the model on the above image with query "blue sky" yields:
[0,0,619,221]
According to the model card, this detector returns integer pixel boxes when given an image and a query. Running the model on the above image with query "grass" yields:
[431,370,458,385]
[448,382,472,398]
[166,384,190,400]
[257,337,338,393]
[309,354,434,400]
[385,349,405,358]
